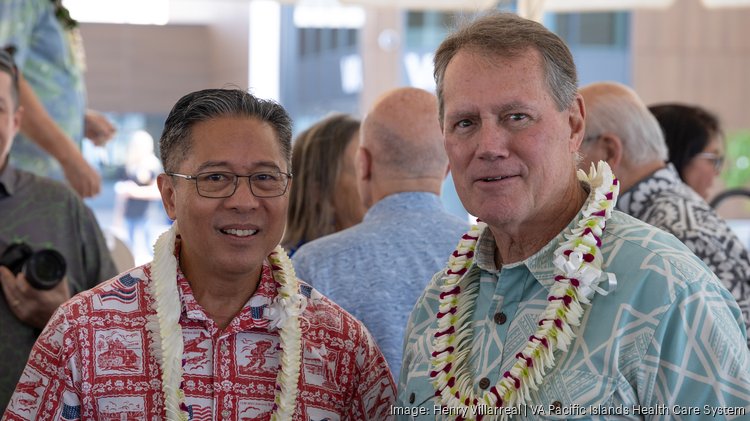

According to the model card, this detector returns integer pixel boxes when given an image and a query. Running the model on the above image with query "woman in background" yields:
[649,103,725,200]
[283,114,366,255]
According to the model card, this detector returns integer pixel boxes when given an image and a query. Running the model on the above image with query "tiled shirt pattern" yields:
[293,192,469,379]
[618,165,750,346]
[398,202,750,419]
[0,164,117,412]
[3,258,396,420]
[0,0,86,177]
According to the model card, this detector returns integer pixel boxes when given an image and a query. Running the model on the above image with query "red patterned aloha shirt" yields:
[3,259,395,420]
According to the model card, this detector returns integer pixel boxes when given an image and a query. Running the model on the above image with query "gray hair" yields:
[434,12,578,124]
[582,82,668,164]
[159,88,292,172]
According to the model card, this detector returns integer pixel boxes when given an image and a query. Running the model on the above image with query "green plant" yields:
[722,130,750,189]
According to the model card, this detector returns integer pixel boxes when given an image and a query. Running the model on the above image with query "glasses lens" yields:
[250,172,288,197]
[196,172,236,197]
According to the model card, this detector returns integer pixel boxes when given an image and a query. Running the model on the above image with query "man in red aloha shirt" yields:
[3,88,395,420]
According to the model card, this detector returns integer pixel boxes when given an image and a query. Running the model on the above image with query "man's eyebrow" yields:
[195,161,230,172]
[194,161,282,173]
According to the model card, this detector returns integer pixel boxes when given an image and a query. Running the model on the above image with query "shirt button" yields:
[551,400,562,412]
[221,409,231,418]
[409,392,415,404]
[493,312,507,325]
[478,377,490,389]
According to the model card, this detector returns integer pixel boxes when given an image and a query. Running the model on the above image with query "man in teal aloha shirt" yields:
[397,13,750,420]
[0,0,114,197]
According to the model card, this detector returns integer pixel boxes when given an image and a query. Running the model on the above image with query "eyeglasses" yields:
[168,171,292,198]
[695,152,724,172]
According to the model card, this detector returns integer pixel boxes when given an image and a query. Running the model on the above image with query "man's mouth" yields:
[480,175,516,182]
[220,228,258,237]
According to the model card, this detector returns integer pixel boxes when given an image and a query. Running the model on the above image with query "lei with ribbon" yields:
[147,221,305,420]
[430,161,619,420]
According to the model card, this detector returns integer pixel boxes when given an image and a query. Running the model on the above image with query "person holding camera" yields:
[0,50,117,413]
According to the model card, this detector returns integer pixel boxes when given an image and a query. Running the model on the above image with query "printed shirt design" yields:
[618,164,750,345]
[4,261,396,421]
[398,205,750,420]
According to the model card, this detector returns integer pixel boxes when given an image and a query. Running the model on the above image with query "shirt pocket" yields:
[531,368,622,420]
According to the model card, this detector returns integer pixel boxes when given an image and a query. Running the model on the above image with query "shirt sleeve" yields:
[347,325,397,420]
[3,304,80,420]
[639,278,750,419]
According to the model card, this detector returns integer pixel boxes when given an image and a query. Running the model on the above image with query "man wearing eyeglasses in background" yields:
[4,88,395,420]
[578,81,750,347]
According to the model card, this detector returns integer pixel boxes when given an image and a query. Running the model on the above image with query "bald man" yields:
[292,87,468,377]
[578,81,750,346]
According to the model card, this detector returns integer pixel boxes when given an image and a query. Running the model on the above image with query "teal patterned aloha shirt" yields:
[0,0,86,177]
[398,199,750,419]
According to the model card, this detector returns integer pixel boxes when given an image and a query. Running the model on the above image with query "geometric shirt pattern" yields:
[398,195,750,419]
[618,164,750,347]
[3,257,396,420]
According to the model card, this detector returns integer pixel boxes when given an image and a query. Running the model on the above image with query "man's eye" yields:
[455,119,473,129]
[253,173,279,182]
[508,113,528,121]
[204,173,229,182]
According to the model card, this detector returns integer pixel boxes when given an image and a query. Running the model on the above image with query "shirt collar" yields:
[617,164,678,215]
[0,160,18,197]
[363,191,442,222]
[473,182,593,292]
[173,246,279,330]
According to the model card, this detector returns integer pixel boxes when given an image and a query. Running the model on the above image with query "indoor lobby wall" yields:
[632,2,750,132]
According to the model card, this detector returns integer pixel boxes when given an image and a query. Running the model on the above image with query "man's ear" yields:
[157,173,177,221]
[598,134,624,169]
[356,146,372,182]
[568,95,586,152]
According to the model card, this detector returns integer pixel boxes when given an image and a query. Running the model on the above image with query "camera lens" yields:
[24,249,66,290]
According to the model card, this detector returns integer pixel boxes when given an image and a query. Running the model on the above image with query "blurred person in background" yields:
[0,49,117,413]
[0,0,115,197]
[282,113,366,255]
[579,81,750,346]
[292,87,468,378]
[649,103,725,200]
[112,130,163,259]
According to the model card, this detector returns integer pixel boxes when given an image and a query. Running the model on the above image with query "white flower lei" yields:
[430,161,620,420]
[147,221,304,420]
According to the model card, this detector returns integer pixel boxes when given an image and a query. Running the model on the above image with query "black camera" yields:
[0,243,67,290]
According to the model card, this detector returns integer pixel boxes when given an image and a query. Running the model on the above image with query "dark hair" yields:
[282,113,360,249]
[434,12,578,124]
[159,88,292,172]
[649,103,722,179]
[0,49,20,108]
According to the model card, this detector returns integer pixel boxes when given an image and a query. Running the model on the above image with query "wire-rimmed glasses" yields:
[694,152,724,172]
[168,171,292,198]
